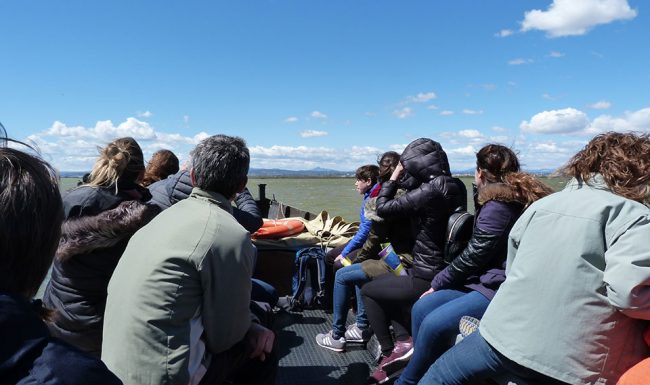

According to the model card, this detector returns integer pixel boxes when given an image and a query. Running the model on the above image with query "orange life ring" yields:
[253,218,305,239]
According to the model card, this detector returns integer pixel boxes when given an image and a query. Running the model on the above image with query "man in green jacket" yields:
[102,135,276,385]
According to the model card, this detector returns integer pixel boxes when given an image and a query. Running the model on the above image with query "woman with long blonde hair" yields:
[43,137,159,356]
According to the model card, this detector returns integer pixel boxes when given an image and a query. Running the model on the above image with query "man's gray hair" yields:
[190,135,250,198]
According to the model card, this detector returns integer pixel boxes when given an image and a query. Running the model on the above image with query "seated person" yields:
[0,140,121,384]
[316,152,409,351]
[420,132,650,385]
[102,135,277,385]
[141,149,180,187]
[361,138,467,384]
[395,144,552,385]
[42,137,158,356]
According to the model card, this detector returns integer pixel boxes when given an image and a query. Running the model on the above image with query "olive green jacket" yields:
[102,188,255,385]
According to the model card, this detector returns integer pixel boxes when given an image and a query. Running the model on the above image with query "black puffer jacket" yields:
[43,187,159,356]
[376,138,467,281]
[148,170,263,233]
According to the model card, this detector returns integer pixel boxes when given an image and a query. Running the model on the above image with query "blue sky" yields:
[1,0,648,171]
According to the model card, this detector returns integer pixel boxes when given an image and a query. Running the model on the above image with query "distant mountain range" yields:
[60,167,558,179]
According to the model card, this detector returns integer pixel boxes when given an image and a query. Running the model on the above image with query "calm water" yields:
[61,176,569,222]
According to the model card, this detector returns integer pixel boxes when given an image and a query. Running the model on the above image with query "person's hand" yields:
[390,162,404,181]
[334,255,344,264]
[246,322,275,362]
[420,288,434,299]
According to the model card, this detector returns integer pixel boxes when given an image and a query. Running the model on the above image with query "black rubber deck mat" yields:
[274,309,380,385]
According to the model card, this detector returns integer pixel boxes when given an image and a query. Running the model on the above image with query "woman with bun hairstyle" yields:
[394,144,553,385]
[43,137,160,356]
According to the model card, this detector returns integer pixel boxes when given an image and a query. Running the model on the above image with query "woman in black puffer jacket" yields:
[361,138,467,384]
[43,137,159,356]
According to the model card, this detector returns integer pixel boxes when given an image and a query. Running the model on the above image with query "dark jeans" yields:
[251,278,278,307]
[199,338,278,385]
[396,290,490,385]
[418,331,568,385]
[361,274,431,354]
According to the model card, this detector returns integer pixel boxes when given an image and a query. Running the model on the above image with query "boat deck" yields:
[274,308,382,385]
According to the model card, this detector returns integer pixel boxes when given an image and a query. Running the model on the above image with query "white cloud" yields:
[495,29,514,37]
[426,105,439,110]
[589,100,611,110]
[447,145,477,156]
[520,108,590,134]
[462,109,484,115]
[300,130,328,138]
[285,116,299,123]
[365,112,376,117]
[311,111,327,119]
[28,117,213,171]
[137,110,153,118]
[409,92,437,103]
[520,106,650,136]
[393,107,413,119]
[248,144,384,170]
[542,93,559,101]
[492,126,508,132]
[587,107,650,134]
[508,58,533,65]
[458,129,483,139]
[440,110,454,116]
[490,135,510,143]
[520,0,637,37]
[548,51,565,58]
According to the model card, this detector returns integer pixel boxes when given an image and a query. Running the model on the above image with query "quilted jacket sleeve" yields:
[233,187,263,233]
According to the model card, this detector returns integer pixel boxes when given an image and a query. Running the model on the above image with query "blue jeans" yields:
[417,331,568,385]
[396,290,490,385]
[332,263,371,338]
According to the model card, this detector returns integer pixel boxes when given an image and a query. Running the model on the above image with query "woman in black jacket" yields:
[361,138,467,384]
[0,142,121,384]
[43,137,159,356]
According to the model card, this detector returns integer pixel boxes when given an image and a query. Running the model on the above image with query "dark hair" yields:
[355,164,380,186]
[190,135,250,198]
[0,145,63,298]
[88,137,145,190]
[476,144,520,183]
[377,151,400,183]
[562,132,650,202]
[142,149,180,187]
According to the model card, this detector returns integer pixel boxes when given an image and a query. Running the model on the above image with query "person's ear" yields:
[190,168,197,187]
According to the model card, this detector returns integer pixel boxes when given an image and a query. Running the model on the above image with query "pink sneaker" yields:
[367,355,390,384]
[380,337,414,373]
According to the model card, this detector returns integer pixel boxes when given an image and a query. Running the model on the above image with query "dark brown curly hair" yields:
[562,132,650,203]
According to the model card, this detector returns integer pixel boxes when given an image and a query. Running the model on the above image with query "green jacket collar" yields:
[566,173,611,192]
[189,187,234,215]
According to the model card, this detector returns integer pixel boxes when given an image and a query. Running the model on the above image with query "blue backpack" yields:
[287,247,327,311]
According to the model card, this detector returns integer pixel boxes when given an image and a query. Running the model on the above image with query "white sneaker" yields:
[315,330,346,352]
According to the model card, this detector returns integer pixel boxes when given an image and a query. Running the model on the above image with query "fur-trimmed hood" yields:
[477,174,553,207]
[57,200,160,261]
[478,183,522,205]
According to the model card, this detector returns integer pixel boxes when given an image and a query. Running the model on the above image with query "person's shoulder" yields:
[32,340,122,385]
